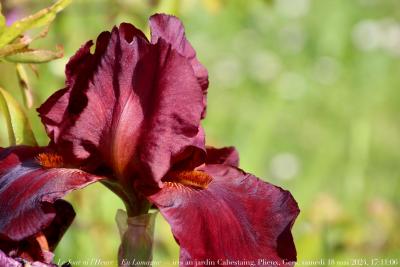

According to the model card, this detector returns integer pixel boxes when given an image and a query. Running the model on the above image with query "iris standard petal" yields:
[38,23,205,187]
[148,165,299,267]
[150,13,209,117]
[0,146,102,243]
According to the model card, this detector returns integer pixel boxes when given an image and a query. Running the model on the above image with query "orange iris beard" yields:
[36,153,64,168]
[164,170,212,189]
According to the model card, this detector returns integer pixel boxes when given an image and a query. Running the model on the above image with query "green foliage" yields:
[15,64,34,108]
[0,0,69,109]
[5,45,63,63]
[0,87,37,146]
[0,0,71,48]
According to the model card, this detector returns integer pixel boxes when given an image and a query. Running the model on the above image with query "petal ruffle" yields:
[0,249,21,267]
[0,146,102,244]
[150,14,209,117]
[206,146,239,167]
[38,22,205,187]
[0,249,58,267]
[148,165,299,267]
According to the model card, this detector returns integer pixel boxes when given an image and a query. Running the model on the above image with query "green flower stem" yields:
[115,209,157,267]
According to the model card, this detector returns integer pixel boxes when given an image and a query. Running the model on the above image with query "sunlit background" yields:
[1,0,399,266]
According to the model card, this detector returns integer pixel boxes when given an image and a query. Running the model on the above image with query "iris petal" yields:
[0,146,102,244]
[0,249,21,267]
[150,14,209,117]
[206,146,239,167]
[38,20,205,187]
[148,165,299,266]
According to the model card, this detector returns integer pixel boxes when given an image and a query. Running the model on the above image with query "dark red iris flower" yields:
[0,14,299,266]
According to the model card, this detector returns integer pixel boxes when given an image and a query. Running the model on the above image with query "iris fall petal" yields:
[0,249,21,267]
[148,164,299,267]
[0,146,102,243]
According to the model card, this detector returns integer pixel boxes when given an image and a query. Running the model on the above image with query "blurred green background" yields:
[1,0,399,266]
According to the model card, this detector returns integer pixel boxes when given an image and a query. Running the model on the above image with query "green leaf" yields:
[5,46,63,63]
[0,88,15,145]
[0,26,52,59]
[16,64,34,108]
[0,87,37,146]
[0,0,71,48]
